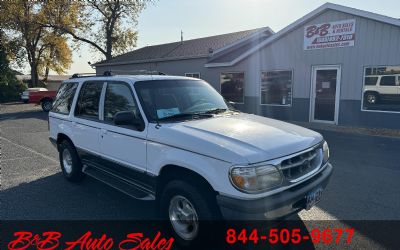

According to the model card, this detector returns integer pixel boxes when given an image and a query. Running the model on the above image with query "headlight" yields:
[230,165,282,193]
[323,141,329,164]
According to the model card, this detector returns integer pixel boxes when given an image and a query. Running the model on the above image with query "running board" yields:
[82,165,155,201]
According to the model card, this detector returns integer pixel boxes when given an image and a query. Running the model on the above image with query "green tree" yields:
[0,1,73,87]
[45,0,153,61]
[0,32,26,103]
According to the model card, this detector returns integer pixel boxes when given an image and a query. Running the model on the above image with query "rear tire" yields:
[159,180,221,248]
[41,99,53,112]
[58,140,84,182]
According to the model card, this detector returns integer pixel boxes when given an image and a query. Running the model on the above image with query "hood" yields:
[148,113,323,164]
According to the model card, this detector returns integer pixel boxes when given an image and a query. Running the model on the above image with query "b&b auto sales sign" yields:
[304,19,356,50]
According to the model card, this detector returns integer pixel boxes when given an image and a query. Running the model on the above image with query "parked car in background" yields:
[363,74,400,104]
[21,87,57,111]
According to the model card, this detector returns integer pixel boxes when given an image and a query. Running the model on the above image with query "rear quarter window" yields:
[364,76,378,86]
[51,82,78,115]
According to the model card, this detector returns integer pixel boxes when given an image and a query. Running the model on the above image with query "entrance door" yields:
[310,65,341,124]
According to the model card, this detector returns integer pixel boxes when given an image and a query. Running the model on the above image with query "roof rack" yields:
[103,70,167,76]
[70,73,99,79]
[70,70,167,79]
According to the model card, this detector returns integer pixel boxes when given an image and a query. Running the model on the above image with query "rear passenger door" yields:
[378,76,397,97]
[72,81,105,158]
[99,81,148,176]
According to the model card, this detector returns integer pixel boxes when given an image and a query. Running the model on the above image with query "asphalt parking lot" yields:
[1,103,400,249]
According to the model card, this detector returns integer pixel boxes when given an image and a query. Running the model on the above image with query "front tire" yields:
[160,180,220,247]
[58,140,84,182]
[365,92,379,104]
[41,99,53,112]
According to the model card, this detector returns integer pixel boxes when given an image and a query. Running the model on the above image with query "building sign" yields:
[304,19,356,50]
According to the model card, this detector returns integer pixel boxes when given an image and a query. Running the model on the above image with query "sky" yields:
[21,0,400,75]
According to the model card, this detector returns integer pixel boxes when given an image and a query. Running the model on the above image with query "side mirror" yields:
[114,111,144,130]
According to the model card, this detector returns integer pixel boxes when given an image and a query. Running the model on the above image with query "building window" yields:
[260,70,292,105]
[220,72,244,103]
[362,66,400,112]
[185,73,201,79]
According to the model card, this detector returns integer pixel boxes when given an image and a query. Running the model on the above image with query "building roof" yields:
[205,2,400,67]
[16,75,71,82]
[94,27,274,67]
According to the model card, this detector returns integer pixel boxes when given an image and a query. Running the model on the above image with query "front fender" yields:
[146,140,232,194]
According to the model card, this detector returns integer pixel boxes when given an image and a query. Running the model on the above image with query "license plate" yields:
[305,187,323,210]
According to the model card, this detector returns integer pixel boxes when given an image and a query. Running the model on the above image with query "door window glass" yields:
[104,82,140,125]
[380,76,396,86]
[75,81,104,119]
[314,69,337,122]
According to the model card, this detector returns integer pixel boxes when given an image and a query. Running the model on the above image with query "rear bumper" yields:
[216,163,333,220]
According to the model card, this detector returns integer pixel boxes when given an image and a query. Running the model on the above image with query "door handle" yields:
[100,129,108,137]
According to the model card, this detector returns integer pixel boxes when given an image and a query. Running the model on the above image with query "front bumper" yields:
[216,163,333,220]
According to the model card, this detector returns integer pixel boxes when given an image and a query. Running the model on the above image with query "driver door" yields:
[99,81,147,175]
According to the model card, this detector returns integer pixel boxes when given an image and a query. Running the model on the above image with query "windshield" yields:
[135,79,230,122]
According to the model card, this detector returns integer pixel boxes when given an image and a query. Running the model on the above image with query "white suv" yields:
[364,74,400,104]
[49,73,332,245]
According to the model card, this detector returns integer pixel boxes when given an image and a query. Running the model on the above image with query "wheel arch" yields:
[364,90,380,96]
[156,164,217,198]
[40,97,53,103]
[56,133,74,151]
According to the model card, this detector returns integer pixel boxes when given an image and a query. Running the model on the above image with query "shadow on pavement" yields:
[0,109,48,121]
[1,173,156,220]
[3,172,399,248]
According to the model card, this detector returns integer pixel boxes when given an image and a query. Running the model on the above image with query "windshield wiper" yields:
[203,108,228,114]
[202,108,240,114]
[157,112,212,121]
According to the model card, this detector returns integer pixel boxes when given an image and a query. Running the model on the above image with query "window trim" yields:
[100,80,146,132]
[220,71,245,104]
[185,72,201,79]
[74,80,106,121]
[361,65,400,114]
[259,69,294,107]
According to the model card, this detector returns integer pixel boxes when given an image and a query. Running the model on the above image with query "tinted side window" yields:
[104,82,140,124]
[380,76,396,86]
[75,81,104,119]
[51,82,78,114]
[364,76,378,86]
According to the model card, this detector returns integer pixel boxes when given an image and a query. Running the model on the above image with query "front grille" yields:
[280,146,322,181]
